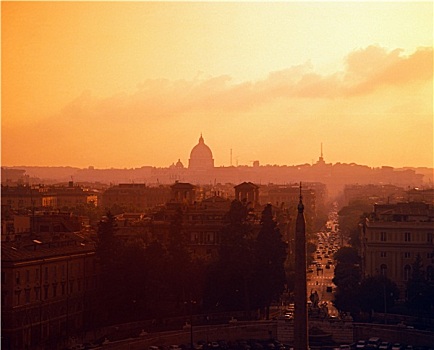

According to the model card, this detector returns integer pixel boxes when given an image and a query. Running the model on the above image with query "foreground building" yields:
[1,213,97,349]
[362,202,434,297]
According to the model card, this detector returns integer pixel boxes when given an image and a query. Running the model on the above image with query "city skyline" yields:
[2,1,433,169]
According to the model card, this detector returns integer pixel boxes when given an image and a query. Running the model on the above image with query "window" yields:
[44,285,49,300]
[26,270,30,283]
[15,272,20,285]
[380,232,387,241]
[15,290,21,306]
[25,289,30,303]
[52,284,57,298]
[404,265,411,281]
[44,267,48,281]
[428,232,433,243]
[35,268,39,282]
[405,232,411,242]
[34,287,40,301]
[380,264,387,277]
[404,252,411,259]
[380,251,387,258]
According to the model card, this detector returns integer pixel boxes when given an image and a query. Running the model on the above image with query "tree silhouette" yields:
[332,246,362,314]
[253,203,287,318]
[166,207,193,309]
[406,254,432,313]
[95,211,125,325]
[203,199,256,313]
[357,275,399,313]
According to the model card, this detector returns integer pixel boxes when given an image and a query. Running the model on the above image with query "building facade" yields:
[1,182,92,211]
[1,233,97,349]
[101,183,172,212]
[362,202,434,297]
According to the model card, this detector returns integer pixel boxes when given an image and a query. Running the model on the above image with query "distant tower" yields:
[294,183,308,350]
[317,142,325,166]
[234,182,260,208]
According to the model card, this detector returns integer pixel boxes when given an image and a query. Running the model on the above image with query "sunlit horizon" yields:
[2,1,433,169]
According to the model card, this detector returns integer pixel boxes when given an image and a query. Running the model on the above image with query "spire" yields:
[294,180,308,349]
[199,133,204,143]
[298,182,304,213]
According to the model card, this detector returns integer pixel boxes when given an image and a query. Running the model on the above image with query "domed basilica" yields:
[188,134,214,171]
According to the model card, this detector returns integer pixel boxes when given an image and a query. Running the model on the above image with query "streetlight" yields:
[184,299,196,349]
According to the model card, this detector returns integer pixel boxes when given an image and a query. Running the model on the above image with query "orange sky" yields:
[2,1,433,169]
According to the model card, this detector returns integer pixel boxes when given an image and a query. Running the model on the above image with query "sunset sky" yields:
[2,1,433,169]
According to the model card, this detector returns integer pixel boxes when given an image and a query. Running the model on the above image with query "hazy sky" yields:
[2,1,433,169]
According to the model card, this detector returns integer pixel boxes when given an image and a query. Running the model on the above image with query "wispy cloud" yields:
[56,46,432,123]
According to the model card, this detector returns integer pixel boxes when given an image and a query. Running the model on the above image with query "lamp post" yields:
[184,299,196,350]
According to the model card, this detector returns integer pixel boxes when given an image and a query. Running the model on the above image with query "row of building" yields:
[1,179,433,348]
[1,181,321,349]
[2,135,430,198]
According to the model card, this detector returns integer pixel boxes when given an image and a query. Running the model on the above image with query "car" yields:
[366,337,382,349]
[356,340,367,350]
[391,344,403,350]
[307,268,314,273]
[379,342,391,350]
[328,315,339,322]
[284,312,293,320]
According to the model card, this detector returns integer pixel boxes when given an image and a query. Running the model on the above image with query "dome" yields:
[188,134,214,170]
[175,159,184,168]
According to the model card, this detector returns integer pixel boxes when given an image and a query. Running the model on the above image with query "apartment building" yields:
[362,202,434,297]
[1,232,98,349]
[101,183,172,212]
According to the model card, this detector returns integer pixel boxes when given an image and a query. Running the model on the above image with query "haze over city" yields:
[2,1,433,169]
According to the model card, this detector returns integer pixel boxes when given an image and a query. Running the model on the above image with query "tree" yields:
[357,275,399,314]
[203,200,256,313]
[253,204,287,318]
[142,241,171,317]
[334,246,361,265]
[406,254,432,313]
[332,246,362,314]
[95,211,125,325]
[332,262,362,313]
[166,207,193,309]
[338,200,371,250]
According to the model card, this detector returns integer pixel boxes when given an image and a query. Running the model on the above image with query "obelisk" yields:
[294,183,308,350]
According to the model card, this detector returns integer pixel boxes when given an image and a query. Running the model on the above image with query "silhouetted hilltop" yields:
[2,164,432,199]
